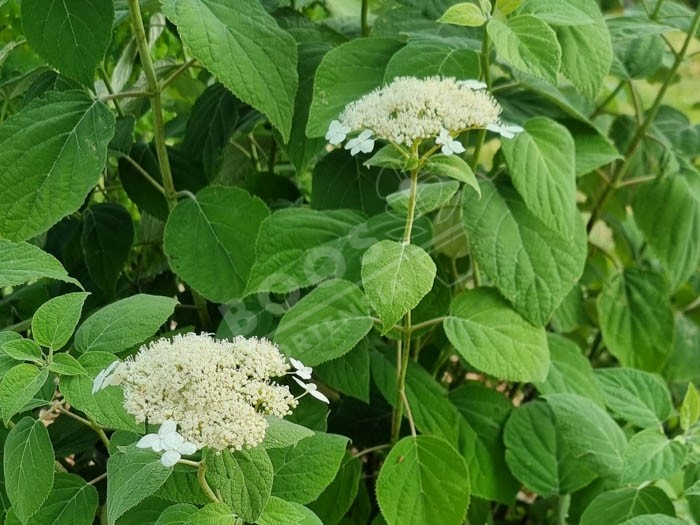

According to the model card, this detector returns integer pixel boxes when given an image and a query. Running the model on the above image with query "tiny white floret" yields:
[137,419,197,467]
[289,357,313,380]
[345,129,375,156]
[456,79,487,90]
[486,122,524,139]
[92,361,122,394]
[292,376,330,404]
[435,128,466,156]
[326,120,350,145]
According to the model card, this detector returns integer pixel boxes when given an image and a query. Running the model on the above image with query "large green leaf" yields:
[161,0,298,141]
[203,448,272,523]
[164,186,269,303]
[0,92,115,241]
[486,15,561,84]
[21,0,113,85]
[315,343,371,402]
[664,313,700,382]
[501,117,577,235]
[81,203,134,297]
[107,449,172,525]
[74,294,177,354]
[0,240,80,288]
[621,429,686,484]
[580,487,675,525]
[0,364,49,423]
[443,288,549,382]
[307,38,404,137]
[594,368,673,428]
[504,401,596,496]
[257,497,322,525]
[596,268,674,371]
[384,42,480,80]
[4,417,55,523]
[462,180,587,326]
[387,181,460,218]
[361,241,436,332]
[27,473,98,525]
[545,393,627,479]
[618,517,687,525]
[308,453,362,525]
[634,170,700,290]
[31,292,89,350]
[268,433,348,505]
[262,417,315,450]
[376,435,470,525]
[275,280,373,366]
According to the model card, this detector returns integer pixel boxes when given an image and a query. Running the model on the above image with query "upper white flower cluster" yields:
[325,76,523,157]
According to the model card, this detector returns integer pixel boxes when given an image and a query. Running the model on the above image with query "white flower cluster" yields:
[97,333,298,452]
[325,76,523,157]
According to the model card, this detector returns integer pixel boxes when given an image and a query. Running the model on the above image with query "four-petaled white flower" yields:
[486,122,524,139]
[436,128,465,156]
[136,420,198,467]
[345,129,375,156]
[326,120,350,145]
[292,376,330,404]
[456,79,487,90]
[92,361,122,394]
[289,357,312,380]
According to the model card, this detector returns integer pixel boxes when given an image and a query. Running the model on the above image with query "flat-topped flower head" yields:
[325,76,522,154]
[114,333,297,452]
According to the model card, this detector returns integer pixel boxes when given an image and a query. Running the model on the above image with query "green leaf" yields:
[49,353,87,376]
[681,382,700,432]
[161,0,298,141]
[594,368,673,428]
[1,339,43,364]
[155,467,209,506]
[0,92,115,241]
[31,292,89,350]
[315,344,371,403]
[424,155,480,196]
[664,314,700,382]
[545,393,627,479]
[307,38,404,137]
[384,43,480,80]
[596,268,674,371]
[496,0,522,15]
[571,123,622,176]
[0,240,80,288]
[21,0,113,84]
[501,117,577,235]
[0,364,49,423]
[438,3,487,26]
[74,294,177,354]
[634,170,700,290]
[618,517,687,525]
[443,288,549,382]
[504,401,596,496]
[204,448,272,523]
[154,503,198,524]
[308,453,362,525]
[262,417,315,450]
[580,487,675,525]
[388,181,460,218]
[268,432,349,504]
[361,241,436,332]
[462,180,587,326]
[164,186,269,304]
[4,417,55,523]
[274,280,373,366]
[376,435,470,525]
[107,449,172,525]
[257,497,321,525]
[81,204,134,297]
[621,429,686,484]
[27,472,98,525]
[486,15,561,84]
[534,334,604,405]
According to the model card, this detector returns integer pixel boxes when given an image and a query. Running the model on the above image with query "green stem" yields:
[401,168,419,244]
[121,155,167,196]
[3,317,31,333]
[557,494,571,525]
[651,0,665,19]
[197,461,222,504]
[391,311,413,443]
[160,58,197,90]
[361,0,370,36]
[128,0,177,210]
[98,66,125,117]
[590,81,624,119]
[409,317,447,333]
[586,6,700,233]
[58,407,110,448]
[192,291,213,331]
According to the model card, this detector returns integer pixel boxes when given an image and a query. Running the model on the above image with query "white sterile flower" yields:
[345,129,375,156]
[436,128,465,156]
[137,420,197,467]
[456,79,487,90]
[486,122,524,139]
[92,361,122,394]
[325,120,350,145]
[292,376,330,404]
[289,357,312,380]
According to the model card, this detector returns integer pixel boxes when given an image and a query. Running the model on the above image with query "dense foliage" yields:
[0,0,699,524]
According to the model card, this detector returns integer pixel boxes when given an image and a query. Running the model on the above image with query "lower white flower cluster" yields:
[93,333,327,467]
